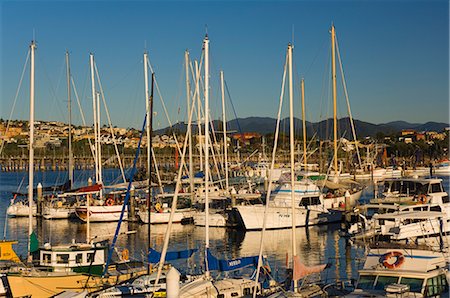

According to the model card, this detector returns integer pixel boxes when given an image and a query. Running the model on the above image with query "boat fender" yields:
[155,202,163,213]
[121,248,129,261]
[380,251,405,269]
[105,198,114,206]
[166,266,180,298]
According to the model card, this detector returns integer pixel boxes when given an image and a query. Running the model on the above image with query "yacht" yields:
[232,178,341,230]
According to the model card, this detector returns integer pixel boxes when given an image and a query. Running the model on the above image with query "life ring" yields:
[417,194,427,204]
[105,198,114,206]
[380,251,405,269]
[155,203,163,213]
[121,248,129,261]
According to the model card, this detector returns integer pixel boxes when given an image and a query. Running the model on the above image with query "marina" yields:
[0,1,448,297]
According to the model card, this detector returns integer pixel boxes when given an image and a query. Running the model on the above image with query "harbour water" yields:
[1,169,447,284]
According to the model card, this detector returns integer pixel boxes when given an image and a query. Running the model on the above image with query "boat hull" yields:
[75,205,127,222]
[233,205,341,230]
[7,270,145,297]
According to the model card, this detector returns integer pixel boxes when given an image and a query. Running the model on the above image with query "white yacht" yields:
[233,179,341,230]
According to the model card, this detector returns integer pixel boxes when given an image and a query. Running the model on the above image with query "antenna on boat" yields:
[291,24,295,47]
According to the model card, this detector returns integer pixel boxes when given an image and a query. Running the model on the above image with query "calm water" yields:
[2,169,446,282]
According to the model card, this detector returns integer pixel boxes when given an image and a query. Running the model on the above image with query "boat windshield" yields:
[374,276,399,290]
[357,275,376,290]
[358,275,425,293]
[400,277,424,292]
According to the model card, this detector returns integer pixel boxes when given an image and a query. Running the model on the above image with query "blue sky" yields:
[1,0,448,130]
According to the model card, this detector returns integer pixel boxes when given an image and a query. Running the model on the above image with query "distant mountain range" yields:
[155,117,449,139]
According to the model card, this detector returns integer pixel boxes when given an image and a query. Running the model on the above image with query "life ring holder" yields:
[380,251,405,269]
[121,248,129,261]
[105,198,115,206]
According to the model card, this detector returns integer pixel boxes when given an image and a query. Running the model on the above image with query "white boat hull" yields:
[75,205,127,222]
[7,203,37,217]
[234,205,340,230]
[138,209,193,224]
[193,212,227,227]
[43,206,75,219]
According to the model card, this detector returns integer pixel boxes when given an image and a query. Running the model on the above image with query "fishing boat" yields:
[345,245,449,297]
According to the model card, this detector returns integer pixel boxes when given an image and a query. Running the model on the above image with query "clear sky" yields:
[1,0,448,130]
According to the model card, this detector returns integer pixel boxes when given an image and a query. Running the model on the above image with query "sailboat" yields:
[232,43,341,231]
[137,51,194,225]
[74,53,129,223]
[42,51,76,220]
[317,24,364,209]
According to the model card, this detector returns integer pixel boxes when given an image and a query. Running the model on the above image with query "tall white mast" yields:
[203,35,210,277]
[89,54,99,184]
[144,52,151,190]
[28,40,36,260]
[185,51,194,200]
[66,51,73,188]
[96,91,102,188]
[301,78,307,171]
[220,71,229,194]
[195,60,203,173]
[331,24,338,175]
[288,43,298,292]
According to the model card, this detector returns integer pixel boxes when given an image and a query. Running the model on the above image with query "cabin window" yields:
[430,184,442,193]
[357,275,376,290]
[43,253,51,264]
[374,275,399,291]
[56,254,69,264]
[231,293,239,297]
[426,275,449,296]
[442,196,449,204]
[87,253,95,263]
[399,277,423,293]
[430,206,442,212]
[299,197,320,207]
[76,253,83,264]
[217,295,225,298]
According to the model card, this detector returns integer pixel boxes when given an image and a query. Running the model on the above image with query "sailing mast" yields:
[193,60,203,175]
[66,51,74,189]
[27,40,36,261]
[203,35,211,277]
[143,51,152,274]
[301,78,307,171]
[220,71,229,194]
[331,24,339,176]
[287,43,298,291]
[89,54,99,185]
[185,51,194,201]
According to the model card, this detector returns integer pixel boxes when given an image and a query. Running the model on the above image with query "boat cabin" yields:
[38,242,107,275]
[352,248,449,297]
